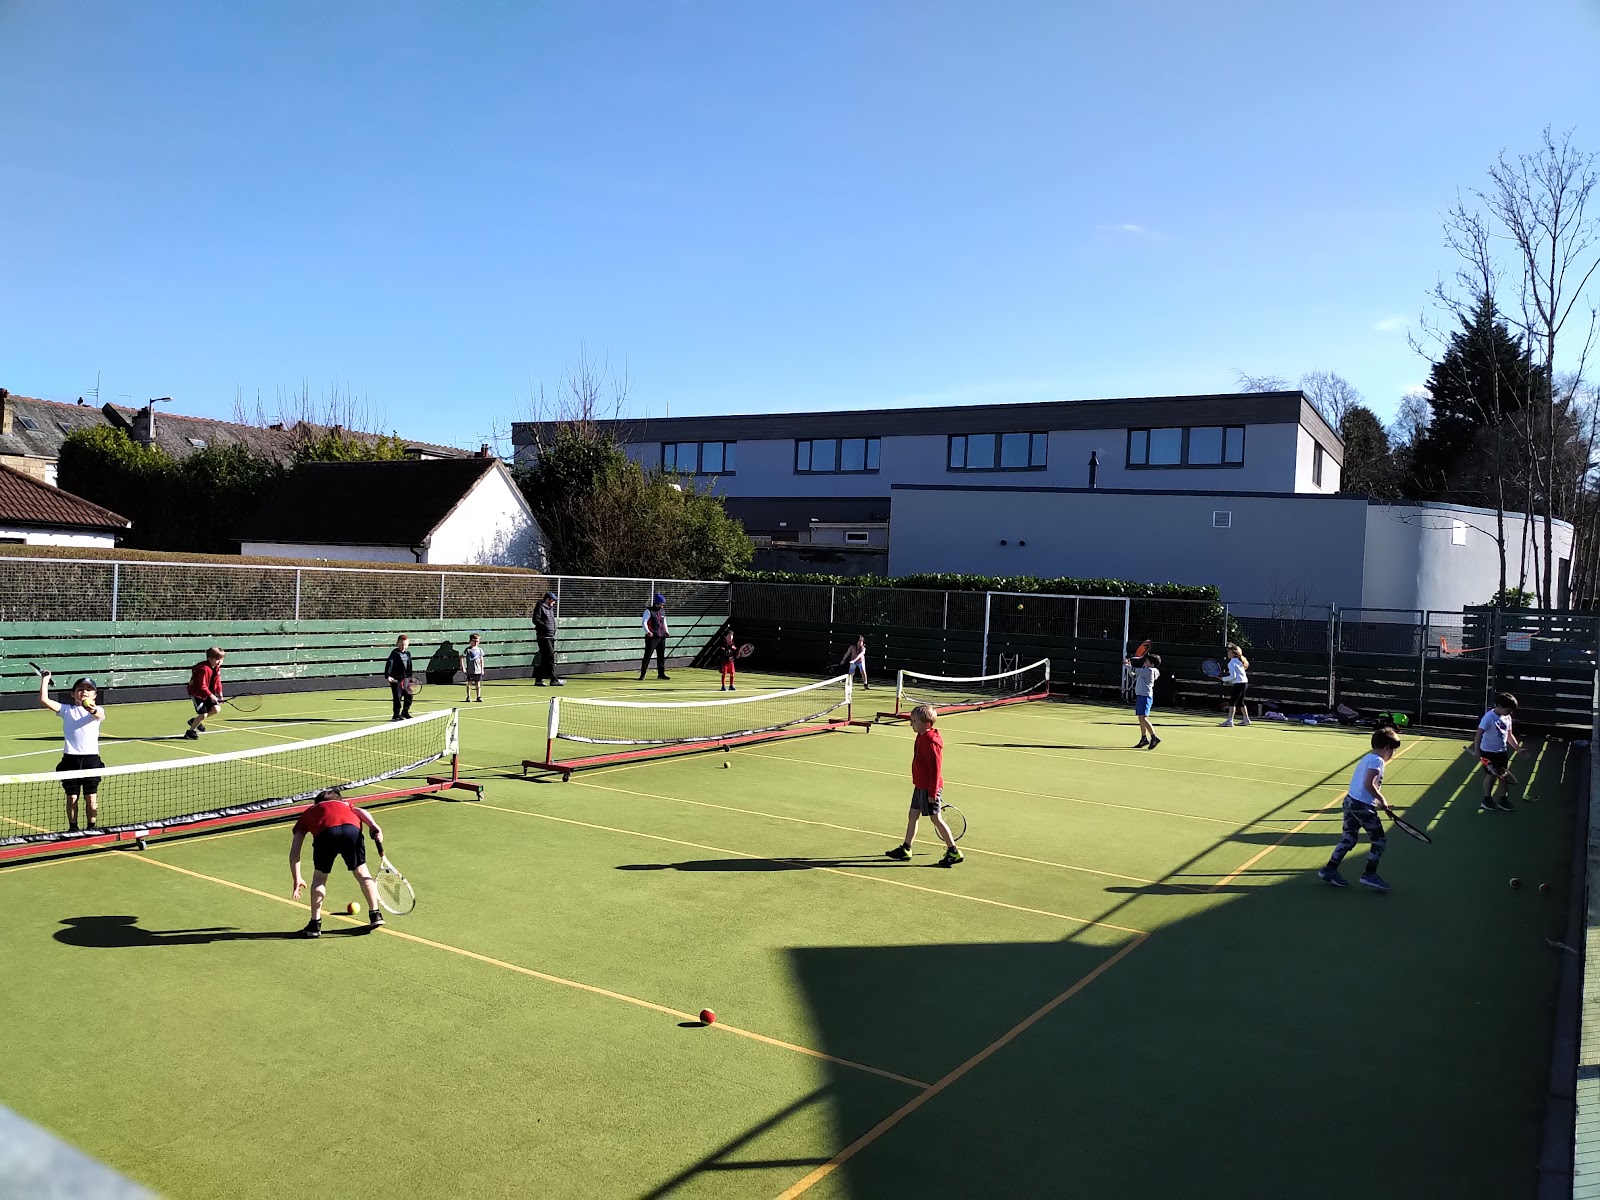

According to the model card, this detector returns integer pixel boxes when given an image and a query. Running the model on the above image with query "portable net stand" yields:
[881,658,1051,720]
[0,709,481,862]
[524,676,858,780]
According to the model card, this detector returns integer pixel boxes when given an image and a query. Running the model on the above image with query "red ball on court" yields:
[699,1009,716,1026]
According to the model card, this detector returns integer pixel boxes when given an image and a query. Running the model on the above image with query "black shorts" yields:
[1481,749,1511,776]
[1229,682,1249,705]
[192,696,219,714]
[910,787,943,816]
[311,824,366,874]
[464,672,483,682]
[57,754,104,796]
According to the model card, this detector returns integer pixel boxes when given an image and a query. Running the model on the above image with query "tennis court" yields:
[0,668,1578,1198]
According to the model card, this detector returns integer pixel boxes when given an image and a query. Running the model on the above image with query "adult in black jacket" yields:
[533,591,564,686]
[384,635,414,721]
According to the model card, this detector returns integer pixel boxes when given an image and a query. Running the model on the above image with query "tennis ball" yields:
[699,1009,716,1025]
[1539,883,1550,894]
[346,901,359,915]
[722,761,730,769]
[1016,603,1024,611]
[1509,878,1522,889]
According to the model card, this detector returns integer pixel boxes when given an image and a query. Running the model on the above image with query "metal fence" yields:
[0,557,730,625]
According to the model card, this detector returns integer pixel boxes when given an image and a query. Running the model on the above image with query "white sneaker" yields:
[1221,719,1234,727]
[1240,715,1252,725]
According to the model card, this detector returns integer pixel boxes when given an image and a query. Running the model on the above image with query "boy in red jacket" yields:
[184,647,225,740]
[886,704,963,866]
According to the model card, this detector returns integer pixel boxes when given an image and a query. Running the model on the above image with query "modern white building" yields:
[513,390,1343,542]
[887,485,1573,612]
[0,462,129,547]
[238,457,547,568]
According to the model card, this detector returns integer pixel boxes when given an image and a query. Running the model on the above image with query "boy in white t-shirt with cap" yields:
[1316,725,1401,892]
[38,672,107,834]
[1125,651,1162,750]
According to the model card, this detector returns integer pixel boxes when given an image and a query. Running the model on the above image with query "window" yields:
[1451,519,1467,546]
[1312,443,1325,487]
[15,416,39,432]
[1212,510,1232,529]
[187,437,208,449]
[56,421,73,434]
[796,437,879,474]
[661,441,736,474]
[845,530,870,545]
[1128,425,1245,468]
[947,431,1047,471]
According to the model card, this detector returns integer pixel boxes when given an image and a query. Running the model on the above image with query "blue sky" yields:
[2,1,1597,449]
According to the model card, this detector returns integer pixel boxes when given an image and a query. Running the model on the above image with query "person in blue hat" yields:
[639,593,670,681]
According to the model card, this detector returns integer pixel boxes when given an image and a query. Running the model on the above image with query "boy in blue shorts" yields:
[1317,726,1402,892]
[1127,651,1162,750]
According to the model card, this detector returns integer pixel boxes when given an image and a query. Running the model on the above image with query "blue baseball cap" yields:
[72,677,98,691]
[653,593,666,604]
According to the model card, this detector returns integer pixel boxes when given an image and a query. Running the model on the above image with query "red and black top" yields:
[187,661,222,702]
[911,727,944,793]
[293,798,362,836]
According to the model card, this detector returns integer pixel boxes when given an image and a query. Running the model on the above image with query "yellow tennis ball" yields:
[346,901,360,915]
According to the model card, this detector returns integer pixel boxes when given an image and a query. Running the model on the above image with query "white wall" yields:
[425,464,546,568]
[888,486,1372,608]
[1362,504,1576,612]
[241,541,418,563]
[1293,427,1341,494]
[0,527,116,548]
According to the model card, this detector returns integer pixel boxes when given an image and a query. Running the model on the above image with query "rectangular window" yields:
[845,530,870,545]
[1188,426,1224,465]
[795,437,879,474]
[1451,519,1467,546]
[1312,443,1325,487]
[1212,511,1232,528]
[660,441,737,474]
[948,431,1047,471]
[1128,425,1246,468]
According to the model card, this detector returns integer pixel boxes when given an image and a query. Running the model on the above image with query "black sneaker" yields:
[535,680,547,687]
[1316,866,1348,888]
[1147,736,1162,750]
[184,729,199,740]
[1135,738,1149,749]
[1480,797,1498,812]
[368,910,384,929]
[939,847,964,867]
[658,674,672,680]
[196,724,206,733]
[1496,796,1515,811]
[299,921,322,939]
[886,844,912,861]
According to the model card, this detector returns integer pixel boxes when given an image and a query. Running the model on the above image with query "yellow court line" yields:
[473,801,1146,935]
[774,932,1152,1199]
[1207,739,1422,891]
[120,850,926,1090]
[741,748,1245,828]
[571,778,1176,889]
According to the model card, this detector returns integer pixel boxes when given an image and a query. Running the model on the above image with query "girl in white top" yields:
[1316,725,1401,892]
[1221,644,1251,727]
[38,672,106,834]
[839,636,869,690]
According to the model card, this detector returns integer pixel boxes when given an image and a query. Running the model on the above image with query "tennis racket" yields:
[737,643,754,659]
[29,661,49,683]
[941,804,967,842]
[1201,659,1223,679]
[1389,813,1432,844]
[372,837,416,915]
[224,693,263,713]
[1130,640,1150,660]
[401,676,423,698]
[1479,755,1519,786]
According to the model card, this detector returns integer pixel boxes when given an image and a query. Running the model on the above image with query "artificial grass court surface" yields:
[0,670,1579,1199]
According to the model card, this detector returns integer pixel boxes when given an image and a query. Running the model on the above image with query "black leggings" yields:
[390,682,412,719]
[640,636,667,676]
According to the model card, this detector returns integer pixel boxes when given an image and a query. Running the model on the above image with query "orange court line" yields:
[572,777,1177,890]
[473,801,1146,935]
[774,932,1151,1198]
[120,848,926,1090]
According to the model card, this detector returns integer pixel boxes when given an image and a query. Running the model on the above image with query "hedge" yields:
[727,570,1220,602]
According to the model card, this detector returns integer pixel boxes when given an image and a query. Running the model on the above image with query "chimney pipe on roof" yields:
[0,390,10,436]
[1088,450,1099,489]
[479,444,491,458]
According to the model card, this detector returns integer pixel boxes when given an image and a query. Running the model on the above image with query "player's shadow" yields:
[978,742,1125,751]
[617,856,919,873]
[53,915,356,947]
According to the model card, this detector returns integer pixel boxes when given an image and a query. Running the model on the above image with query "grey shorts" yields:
[910,787,943,816]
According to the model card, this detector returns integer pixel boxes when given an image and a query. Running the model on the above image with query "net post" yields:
[439,573,446,621]
[110,562,119,622]
[546,697,560,766]
[1327,603,1337,709]
[981,592,992,673]
[844,673,853,723]
[895,669,906,716]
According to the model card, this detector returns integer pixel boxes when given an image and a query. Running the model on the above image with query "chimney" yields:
[132,406,154,445]
[268,423,284,431]
[479,443,491,458]
[1088,450,1099,489]
[0,389,10,435]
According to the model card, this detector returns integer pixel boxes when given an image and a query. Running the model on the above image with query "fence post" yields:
[1489,606,1502,711]
[829,586,836,626]
[293,570,302,622]
[1221,603,1230,646]
[1326,604,1337,709]
[110,562,119,622]
[439,573,446,622]
[1417,610,1429,724]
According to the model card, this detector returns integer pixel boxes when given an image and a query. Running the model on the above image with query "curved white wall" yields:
[1361,504,1574,611]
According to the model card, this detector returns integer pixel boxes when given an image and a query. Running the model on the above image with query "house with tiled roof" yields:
[0,391,472,487]
[237,456,545,568]
[0,461,130,546]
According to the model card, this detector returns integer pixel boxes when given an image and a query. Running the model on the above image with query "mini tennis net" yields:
[525,676,855,777]
[886,658,1051,718]
[0,709,480,860]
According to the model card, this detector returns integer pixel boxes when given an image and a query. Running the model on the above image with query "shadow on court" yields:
[616,856,937,873]
[53,915,363,947]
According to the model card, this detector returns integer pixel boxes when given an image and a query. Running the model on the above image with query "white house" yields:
[0,462,130,547]
[238,456,547,568]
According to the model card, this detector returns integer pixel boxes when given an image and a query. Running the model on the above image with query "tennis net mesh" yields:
[0,710,469,857]
[527,676,854,774]
[891,658,1051,717]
